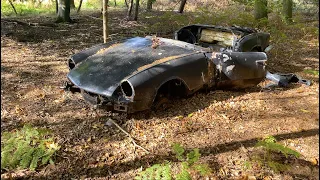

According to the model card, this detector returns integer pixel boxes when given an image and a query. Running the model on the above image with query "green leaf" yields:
[304,69,319,76]
[176,163,191,180]
[186,148,200,165]
[193,164,211,176]
[172,143,185,161]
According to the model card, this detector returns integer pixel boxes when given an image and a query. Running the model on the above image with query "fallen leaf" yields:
[187,113,193,117]
[310,158,318,165]
[174,115,184,119]
[301,109,310,113]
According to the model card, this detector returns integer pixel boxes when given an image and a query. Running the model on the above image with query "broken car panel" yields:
[64,24,270,113]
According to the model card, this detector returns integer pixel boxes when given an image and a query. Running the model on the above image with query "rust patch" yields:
[96,43,121,54]
[137,53,192,71]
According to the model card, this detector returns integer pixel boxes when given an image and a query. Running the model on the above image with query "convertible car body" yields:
[64,24,270,113]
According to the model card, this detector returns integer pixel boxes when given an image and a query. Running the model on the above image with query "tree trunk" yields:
[133,0,139,21]
[282,0,292,23]
[56,0,72,23]
[146,0,152,11]
[77,0,83,13]
[124,0,128,7]
[178,0,187,13]
[254,0,268,20]
[126,0,133,20]
[70,0,75,9]
[103,0,109,43]
[114,0,116,6]
[55,0,58,13]
[8,0,17,15]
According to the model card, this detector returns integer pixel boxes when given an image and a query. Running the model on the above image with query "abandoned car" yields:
[64,24,271,113]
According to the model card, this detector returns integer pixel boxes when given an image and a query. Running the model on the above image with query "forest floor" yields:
[1,9,319,180]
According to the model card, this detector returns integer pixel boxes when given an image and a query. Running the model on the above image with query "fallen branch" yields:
[1,19,57,28]
[107,118,150,154]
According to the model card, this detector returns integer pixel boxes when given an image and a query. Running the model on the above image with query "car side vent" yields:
[121,81,134,97]
[68,59,76,70]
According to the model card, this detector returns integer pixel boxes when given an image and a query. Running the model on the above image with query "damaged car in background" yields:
[63,24,308,113]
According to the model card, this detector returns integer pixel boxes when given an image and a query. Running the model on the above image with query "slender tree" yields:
[178,0,187,13]
[8,0,17,15]
[77,0,83,13]
[254,0,268,20]
[126,0,134,20]
[55,0,58,14]
[282,0,293,23]
[56,0,72,22]
[146,0,153,11]
[103,0,109,43]
[133,0,139,21]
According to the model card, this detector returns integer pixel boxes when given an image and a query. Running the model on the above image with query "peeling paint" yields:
[226,65,235,73]
[96,43,122,54]
[222,54,230,62]
[136,53,194,72]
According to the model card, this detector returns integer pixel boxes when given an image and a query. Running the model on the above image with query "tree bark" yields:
[178,0,187,13]
[254,0,268,20]
[124,0,128,8]
[146,0,152,11]
[77,0,83,13]
[133,0,139,21]
[55,0,58,14]
[103,0,109,43]
[70,0,75,9]
[56,0,72,23]
[282,0,292,23]
[126,0,133,20]
[8,0,17,15]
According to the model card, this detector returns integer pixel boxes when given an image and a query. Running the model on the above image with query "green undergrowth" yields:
[1,124,60,171]
[250,135,301,173]
[1,1,55,16]
[135,143,211,180]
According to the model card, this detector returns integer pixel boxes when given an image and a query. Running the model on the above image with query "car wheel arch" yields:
[151,77,190,107]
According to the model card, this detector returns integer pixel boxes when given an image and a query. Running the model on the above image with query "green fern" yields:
[1,124,60,171]
[253,135,301,172]
[186,148,200,165]
[172,143,185,161]
[176,162,191,180]
[136,143,211,179]
[255,136,301,158]
[135,163,172,180]
[267,161,289,172]
[193,164,211,176]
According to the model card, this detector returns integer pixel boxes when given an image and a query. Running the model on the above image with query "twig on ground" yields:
[107,118,150,154]
[81,14,103,21]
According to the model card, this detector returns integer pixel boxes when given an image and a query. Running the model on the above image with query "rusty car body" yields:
[64,24,270,113]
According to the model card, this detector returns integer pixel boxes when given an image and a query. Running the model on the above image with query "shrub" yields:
[1,124,60,171]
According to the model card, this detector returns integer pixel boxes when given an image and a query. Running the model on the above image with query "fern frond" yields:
[193,164,211,176]
[172,143,185,161]
[186,148,200,165]
[176,163,191,180]
[19,148,35,169]
[1,125,59,171]
[162,164,172,180]
[267,161,289,172]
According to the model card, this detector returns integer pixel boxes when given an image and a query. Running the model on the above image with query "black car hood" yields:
[67,37,202,97]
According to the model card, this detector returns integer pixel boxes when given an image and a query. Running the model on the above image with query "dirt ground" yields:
[1,9,319,180]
